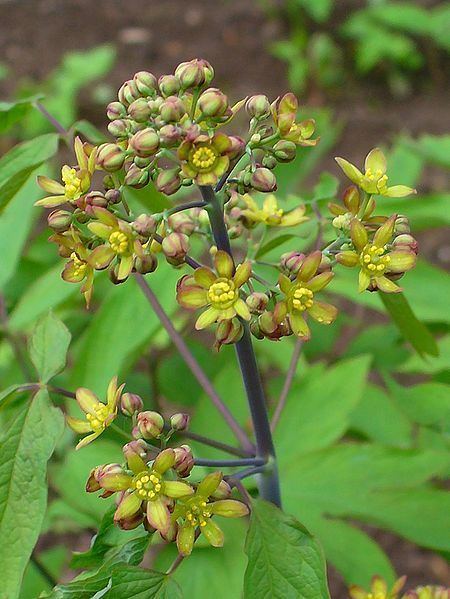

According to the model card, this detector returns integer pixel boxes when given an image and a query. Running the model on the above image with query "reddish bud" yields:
[173,445,194,478]
[133,71,158,96]
[107,101,127,121]
[48,209,72,232]
[246,94,271,118]
[121,392,144,417]
[130,128,160,157]
[280,251,305,277]
[133,214,157,237]
[136,410,164,438]
[214,318,244,351]
[135,253,158,274]
[96,143,126,172]
[250,167,277,192]
[118,79,141,106]
[246,292,269,314]
[158,74,181,97]
[162,232,190,265]
[159,96,186,122]
[170,413,190,431]
[168,211,196,235]
[124,164,149,188]
[156,168,182,196]
[159,124,182,147]
[198,88,228,117]
[272,140,297,163]
[128,98,151,123]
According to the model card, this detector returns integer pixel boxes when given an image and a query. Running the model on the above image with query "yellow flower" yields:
[67,376,124,449]
[178,133,231,186]
[349,575,406,599]
[277,251,337,340]
[335,148,416,197]
[336,216,417,293]
[272,93,318,146]
[241,194,308,228]
[36,137,96,208]
[176,250,251,330]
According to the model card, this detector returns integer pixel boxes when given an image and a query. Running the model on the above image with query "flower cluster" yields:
[37,59,418,347]
[67,377,249,555]
[349,576,449,599]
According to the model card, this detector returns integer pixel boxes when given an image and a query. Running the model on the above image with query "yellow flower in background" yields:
[335,148,416,198]
[176,250,251,330]
[67,376,124,449]
[272,93,318,146]
[349,575,406,599]
[36,137,96,207]
[241,194,308,228]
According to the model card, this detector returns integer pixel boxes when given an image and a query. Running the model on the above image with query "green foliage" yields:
[244,500,330,598]
[29,312,71,383]
[0,389,64,599]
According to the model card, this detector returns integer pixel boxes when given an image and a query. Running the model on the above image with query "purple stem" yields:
[270,338,303,431]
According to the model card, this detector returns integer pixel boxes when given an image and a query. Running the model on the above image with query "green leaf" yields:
[0,384,27,409]
[0,133,59,212]
[386,380,450,429]
[275,356,371,459]
[255,233,297,259]
[107,565,182,598]
[70,507,117,569]
[398,335,450,374]
[28,312,71,383]
[312,172,339,201]
[71,119,107,144]
[244,499,330,599]
[41,570,112,599]
[0,389,64,599]
[0,94,44,134]
[380,292,438,357]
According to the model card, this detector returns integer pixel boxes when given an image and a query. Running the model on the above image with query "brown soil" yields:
[1,1,449,596]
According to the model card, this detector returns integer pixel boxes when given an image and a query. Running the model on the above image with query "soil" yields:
[1,0,449,596]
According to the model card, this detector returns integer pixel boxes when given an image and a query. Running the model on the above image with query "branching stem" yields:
[271,338,303,431]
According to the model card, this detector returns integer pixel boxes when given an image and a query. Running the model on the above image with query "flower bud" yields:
[170,412,190,431]
[107,119,132,139]
[133,214,157,237]
[168,211,196,235]
[121,392,144,417]
[130,128,160,157]
[107,101,127,121]
[198,88,228,117]
[262,155,277,169]
[395,214,411,234]
[103,174,115,190]
[272,140,297,163]
[124,164,149,188]
[198,59,214,85]
[133,71,158,96]
[156,168,182,196]
[246,94,271,118]
[128,98,151,123]
[158,74,181,97]
[246,292,269,314]
[162,232,190,265]
[148,96,164,115]
[173,445,194,478]
[250,167,277,192]
[136,410,164,438]
[48,209,72,232]
[159,96,186,122]
[175,59,205,89]
[86,463,122,494]
[123,438,149,462]
[280,251,305,277]
[96,143,126,172]
[118,79,141,106]
[105,189,121,205]
[84,190,109,210]
[227,135,246,159]
[393,233,418,254]
[159,124,182,148]
[214,318,244,351]
[135,252,158,274]
[211,479,232,499]
[116,511,144,530]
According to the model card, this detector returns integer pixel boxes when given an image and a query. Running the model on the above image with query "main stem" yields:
[200,186,282,507]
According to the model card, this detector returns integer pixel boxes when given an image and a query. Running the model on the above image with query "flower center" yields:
[364,169,388,193]
[62,166,82,200]
[207,278,237,309]
[109,231,129,255]
[70,252,87,277]
[132,470,162,500]
[290,285,314,312]
[360,244,391,275]
[191,146,217,170]
[86,402,110,432]
[184,498,212,527]
[265,208,284,225]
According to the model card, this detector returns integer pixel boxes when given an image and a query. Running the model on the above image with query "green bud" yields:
[107,101,127,120]
[214,318,244,351]
[133,214,157,237]
[96,143,126,172]
[136,410,164,438]
[48,209,72,232]
[211,480,232,499]
[168,212,196,235]
[162,232,190,265]
[133,71,158,96]
[170,413,190,431]
[156,168,182,195]
[159,124,182,148]
[175,59,206,89]
[250,167,277,192]
[159,96,186,122]
[121,392,144,417]
[128,98,151,123]
[246,292,269,314]
[125,164,149,188]
[118,79,141,106]
[198,87,228,117]
[107,119,131,139]
[395,214,410,234]
[135,252,158,274]
[245,94,270,118]
[105,189,121,204]
[148,96,164,115]
[173,445,194,478]
[82,191,109,215]
[103,174,115,190]
[158,74,181,97]
[130,128,160,157]
[273,140,297,163]
[262,155,277,169]
[393,233,418,254]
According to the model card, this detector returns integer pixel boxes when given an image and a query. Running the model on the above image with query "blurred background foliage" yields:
[0,1,448,597]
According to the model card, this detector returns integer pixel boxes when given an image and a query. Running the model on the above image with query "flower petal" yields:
[100,472,132,492]
[308,301,337,325]
[88,222,112,240]
[278,273,292,295]
[335,157,363,185]
[127,453,147,475]
[233,261,251,288]
[280,207,308,227]
[214,250,234,279]
[154,448,175,473]
[34,195,66,208]
[66,415,91,434]
[306,271,334,292]
[89,245,115,270]
[336,251,359,267]
[195,306,220,330]
[373,215,396,247]
[114,492,142,521]
[164,481,194,498]
[62,262,85,283]
[358,269,371,293]
[297,251,321,281]
[202,519,224,547]
[384,185,416,198]
[75,431,101,450]
[147,497,171,534]
[388,251,416,273]
[350,219,368,251]
[197,471,222,497]
[117,255,134,281]
[177,524,195,556]
[234,298,251,321]
[37,175,65,194]
[374,276,402,293]
[177,285,208,309]
[193,267,216,289]
[76,387,99,414]
[364,147,386,175]
[289,312,310,340]
[210,499,249,518]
